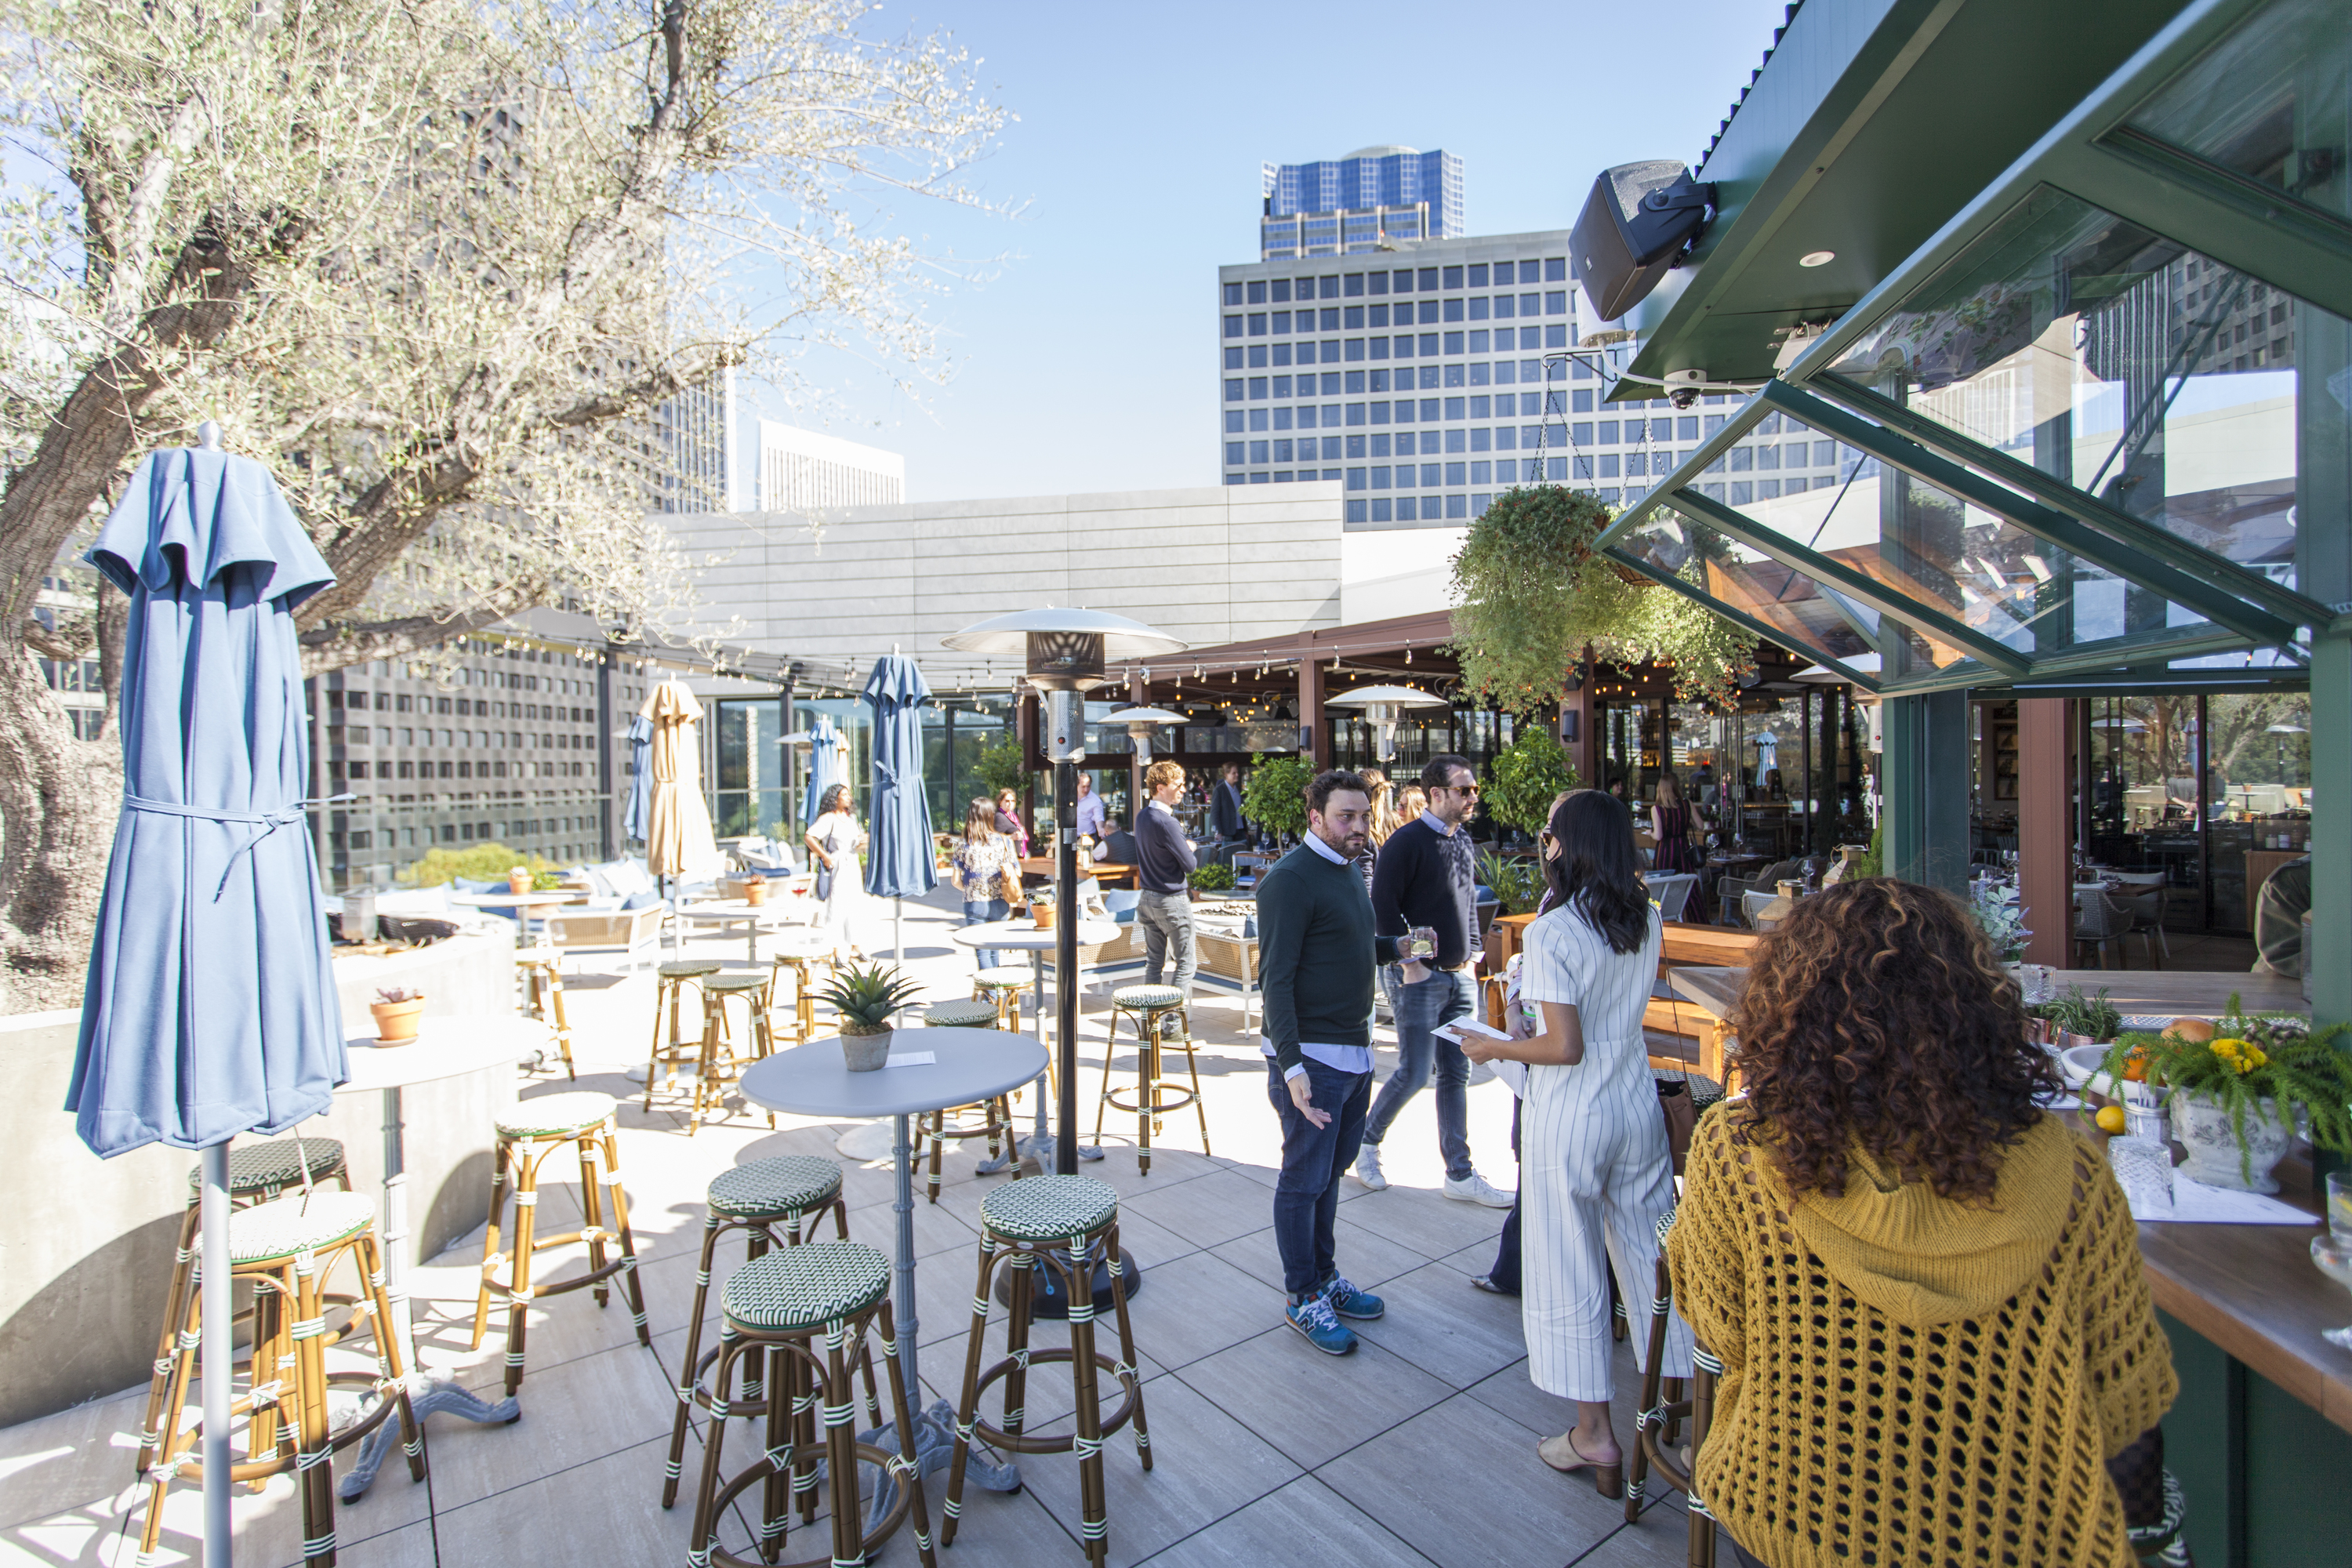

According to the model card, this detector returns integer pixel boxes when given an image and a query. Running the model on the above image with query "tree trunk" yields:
[0,658,121,1014]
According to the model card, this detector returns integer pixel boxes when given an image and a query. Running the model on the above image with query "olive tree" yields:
[0,0,1003,1007]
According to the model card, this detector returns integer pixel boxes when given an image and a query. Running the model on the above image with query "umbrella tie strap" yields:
[123,795,313,899]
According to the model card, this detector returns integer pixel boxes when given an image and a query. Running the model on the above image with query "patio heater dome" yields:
[1327,684,1449,760]
[1104,705,1188,764]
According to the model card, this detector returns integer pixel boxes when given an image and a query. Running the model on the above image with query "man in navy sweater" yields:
[1258,768,1433,1355]
[1133,759,1198,1002]
[1357,753,1512,1207]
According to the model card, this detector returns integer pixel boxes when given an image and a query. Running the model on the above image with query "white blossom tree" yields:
[0,0,1004,1008]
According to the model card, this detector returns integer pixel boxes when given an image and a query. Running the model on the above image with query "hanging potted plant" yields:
[2102,1004,2352,1192]
[817,960,920,1072]
[370,986,425,1044]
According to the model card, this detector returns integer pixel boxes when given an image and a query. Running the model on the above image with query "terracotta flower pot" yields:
[840,1025,892,1073]
[506,873,532,895]
[1033,902,1058,931]
[370,998,424,1044]
[744,878,769,906]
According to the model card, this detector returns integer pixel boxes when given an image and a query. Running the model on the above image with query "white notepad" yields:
[883,1051,936,1069]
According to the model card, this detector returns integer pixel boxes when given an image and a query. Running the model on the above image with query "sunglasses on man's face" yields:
[1436,782,1480,797]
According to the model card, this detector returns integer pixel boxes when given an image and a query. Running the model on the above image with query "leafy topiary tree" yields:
[1242,754,1316,842]
[1485,728,1581,839]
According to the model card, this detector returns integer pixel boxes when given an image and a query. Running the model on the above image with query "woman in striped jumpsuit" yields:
[1459,789,1690,1497]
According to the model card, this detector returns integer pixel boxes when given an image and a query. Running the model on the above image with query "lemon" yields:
[2095,1105,2127,1135]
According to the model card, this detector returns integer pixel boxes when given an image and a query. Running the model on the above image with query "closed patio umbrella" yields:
[641,679,720,954]
[861,653,937,963]
[621,710,654,844]
[67,434,347,1564]
[800,713,844,829]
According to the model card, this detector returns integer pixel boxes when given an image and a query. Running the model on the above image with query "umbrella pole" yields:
[893,895,904,966]
[1054,757,1080,1177]
[201,1138,233,1563]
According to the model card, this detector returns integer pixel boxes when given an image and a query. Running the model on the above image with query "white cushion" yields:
[374,887,454,917]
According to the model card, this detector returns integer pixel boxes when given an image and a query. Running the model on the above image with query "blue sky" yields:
[748,0,1791,502]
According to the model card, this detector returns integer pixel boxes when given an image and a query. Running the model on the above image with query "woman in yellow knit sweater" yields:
[1668,879,2182,1568]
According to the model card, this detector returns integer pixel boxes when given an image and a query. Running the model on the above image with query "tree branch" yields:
[298,580,550,676]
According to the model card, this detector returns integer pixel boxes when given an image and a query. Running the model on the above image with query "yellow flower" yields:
[2245,1046,2268,1069]
[2212,1037,2245,1059]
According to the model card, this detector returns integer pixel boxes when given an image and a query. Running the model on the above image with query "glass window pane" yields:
[1824,184,2343,596]
[2121,0,2349,223]
[1616,509,1917,669]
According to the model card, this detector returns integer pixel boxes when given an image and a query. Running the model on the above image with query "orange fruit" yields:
[2121,1048,2149,1083]
[2095,1105,2127,1135]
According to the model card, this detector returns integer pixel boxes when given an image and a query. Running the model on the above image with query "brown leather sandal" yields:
[1537,1432,1625,1499]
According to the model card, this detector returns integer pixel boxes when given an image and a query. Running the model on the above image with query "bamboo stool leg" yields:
[942,1235,1001,1547]
[469,1138,512,1351]
[136,1199,203,1474]
[500,1142,543,1396]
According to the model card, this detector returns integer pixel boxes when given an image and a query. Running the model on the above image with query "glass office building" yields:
[1260,146,1465,258]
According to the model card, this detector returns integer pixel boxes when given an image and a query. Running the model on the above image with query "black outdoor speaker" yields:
[1572,162,1716,322]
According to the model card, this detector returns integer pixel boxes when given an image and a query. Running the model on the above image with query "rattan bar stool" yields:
[912,1000,1019,1202]
[646,959,721,1110]
[136,1138,353,1476]
[140,1191,422,1568]
[1624,1204,1722,1567]
[767,951,827,1045]
[946,1176,1149,1567]
[469,1091,651,1395]
[516,948,577,1079]
[688,971,779,1134]
[1092,985,1210,1176]
[972,971,1025,1032]
[684,1241,936,1568]
[659,1155,853,1510]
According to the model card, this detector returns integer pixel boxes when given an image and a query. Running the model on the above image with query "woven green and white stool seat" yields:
[495,1091,616,1138]
[721,1240,889,1333]
[982,1175,1117,1243]
[707,1156,844,1219]
[228,1190,379,1265]
[1111,985,1185,1011]
[973,974,1025,991]
[1653,1203,1679,1250]
[659,959,722,979]
[703,971,770,994]
[922,999,1000,1029]
[185,1135,347,1196]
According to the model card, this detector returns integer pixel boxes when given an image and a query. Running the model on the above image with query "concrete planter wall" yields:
[0,929,516,1428]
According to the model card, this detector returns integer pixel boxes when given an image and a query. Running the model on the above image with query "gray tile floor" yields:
[2,891,1732,1567]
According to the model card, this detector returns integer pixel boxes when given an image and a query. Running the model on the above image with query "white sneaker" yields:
[1444,1171,1515,1209]
[1353,1145,1389,1191]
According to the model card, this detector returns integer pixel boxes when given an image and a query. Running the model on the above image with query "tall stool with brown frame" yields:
[516,946,577,1079]
[139,1190,422,1568]
[682,1240,936,1568]
[1624,1203,1722,1566]
[659,1155,852,1512]
[470,1091,652,1394]
[687,971,779,1135]
[133,1137,351,1478]
[646,959,721,1109]
[1092,985,1210,1175]
[945,1176,1149,1567]
[911,1000,1020,1201]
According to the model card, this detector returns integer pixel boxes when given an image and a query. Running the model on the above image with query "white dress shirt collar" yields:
[1305,830,1353,866]
[1419,808,1455,837]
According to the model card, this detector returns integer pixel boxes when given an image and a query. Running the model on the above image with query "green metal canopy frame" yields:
[1590,0,2347,699]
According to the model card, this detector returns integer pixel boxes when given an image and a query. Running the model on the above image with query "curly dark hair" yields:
[1729,877,2060,1204]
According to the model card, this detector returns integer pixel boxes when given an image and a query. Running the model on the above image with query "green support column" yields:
[2314,632,2349,1035]
[1881,689,1971,894]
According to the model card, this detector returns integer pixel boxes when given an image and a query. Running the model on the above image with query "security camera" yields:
[1669,387,1700,410]
[1664,368,1706,410]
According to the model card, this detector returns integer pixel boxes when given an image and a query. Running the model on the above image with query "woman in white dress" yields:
[1458,789,1690,1498]
[804,783,871,958]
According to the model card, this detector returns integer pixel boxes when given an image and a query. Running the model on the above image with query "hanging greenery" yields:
[1446,486,1755,713]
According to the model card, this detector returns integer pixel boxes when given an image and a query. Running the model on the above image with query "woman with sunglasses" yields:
[1457,789,1686,1495]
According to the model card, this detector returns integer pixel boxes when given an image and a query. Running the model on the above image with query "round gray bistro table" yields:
[951,917,1119,1167]
[738,1029,1047,1427]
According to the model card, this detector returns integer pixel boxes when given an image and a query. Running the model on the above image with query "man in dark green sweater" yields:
[1258,768,1434,1355]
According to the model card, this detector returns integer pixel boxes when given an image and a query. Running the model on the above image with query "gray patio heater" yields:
[1104,705,1189,762]
[942,609,1185,1178]
[1327,684,1450,760]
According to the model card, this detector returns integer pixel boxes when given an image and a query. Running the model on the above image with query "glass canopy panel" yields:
[1686,403,2223,663]
[1823,185,2346,595]
[2120,0,2350,225]
[1616,508,1943,670]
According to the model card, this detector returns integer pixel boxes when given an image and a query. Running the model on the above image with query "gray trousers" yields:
[1134,890,1197,1000]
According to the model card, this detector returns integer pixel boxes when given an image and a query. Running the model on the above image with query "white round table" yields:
[951,918,1118,1165]
[332,1014,548,1472]
[675,898,817,962]
[739,1030,1046,1443]
[448,890,578,949]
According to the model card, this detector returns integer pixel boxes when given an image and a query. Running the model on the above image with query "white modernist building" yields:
[752,421,906,514]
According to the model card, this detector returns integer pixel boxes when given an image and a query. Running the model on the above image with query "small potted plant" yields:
[1969,880,2032,966]
[371,986,424,1044]
[1188,862,1236,902]
[1032,890,1058,931]
[506,863,532,895]
[2102,1002,2352,1192]
[816,960,920,1072]
[743,875,769,907]
[2023,1000,2057,1047]
[2046,985,2121,1053]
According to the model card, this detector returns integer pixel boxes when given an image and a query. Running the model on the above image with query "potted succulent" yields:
[2046,985,2122,1053]
[816,961,920,1072]
[2102,1002,2352,1192]
[370,986,424,1044]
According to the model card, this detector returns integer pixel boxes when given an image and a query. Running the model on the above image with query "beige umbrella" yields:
[641,681,720,955]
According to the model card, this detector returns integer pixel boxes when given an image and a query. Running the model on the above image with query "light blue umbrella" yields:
[862,655,937,962]
[800,713,845,829]
[70,443,345,1155]
[621,711,654,843]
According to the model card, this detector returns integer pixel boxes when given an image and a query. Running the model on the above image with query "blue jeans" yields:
[962,898,1009,967]
[1362,967,1474,1182]
[1265,1057,1371,1299]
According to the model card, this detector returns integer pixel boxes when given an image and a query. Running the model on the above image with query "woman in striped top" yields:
[1458,789,1688,1498]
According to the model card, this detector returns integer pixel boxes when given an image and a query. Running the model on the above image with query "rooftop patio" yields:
[1,888,1726,1568]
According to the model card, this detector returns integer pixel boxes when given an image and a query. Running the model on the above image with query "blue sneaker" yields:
[1321,1273,1385,1321]
[1286,1291,1358,1355]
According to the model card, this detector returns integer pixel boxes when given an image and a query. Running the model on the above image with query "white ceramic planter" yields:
[2172,1094,2294,1193]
